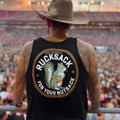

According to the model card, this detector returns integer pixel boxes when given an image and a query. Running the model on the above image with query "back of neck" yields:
[44,35,69,42]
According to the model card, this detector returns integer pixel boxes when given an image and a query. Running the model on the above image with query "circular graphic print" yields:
[32,49,79,98]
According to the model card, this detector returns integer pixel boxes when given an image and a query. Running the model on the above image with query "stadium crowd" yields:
[0,28,120,46]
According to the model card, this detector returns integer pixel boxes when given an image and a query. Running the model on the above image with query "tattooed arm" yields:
[13,41,33,110]
[87,43,100,112]
[77,39,90,73]
[22,41,33,73]
[77,39,100,112]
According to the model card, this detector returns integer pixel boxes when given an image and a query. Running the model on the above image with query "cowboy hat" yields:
[34,0,89,24]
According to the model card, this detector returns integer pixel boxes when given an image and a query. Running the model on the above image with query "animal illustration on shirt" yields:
[44,62,67,90]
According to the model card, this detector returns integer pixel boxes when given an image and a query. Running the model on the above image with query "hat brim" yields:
[34,9,89,25]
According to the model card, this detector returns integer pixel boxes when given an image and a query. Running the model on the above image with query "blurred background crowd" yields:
[0,0,120,119]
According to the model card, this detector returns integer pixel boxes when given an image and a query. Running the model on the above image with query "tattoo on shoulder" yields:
[22,42,33,72]
[89,46,96,61]
[23,43,32,59]
[77,40,90,73]
[89,45,98,72]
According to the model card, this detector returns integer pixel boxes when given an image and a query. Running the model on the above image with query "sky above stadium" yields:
[0,0,120,12]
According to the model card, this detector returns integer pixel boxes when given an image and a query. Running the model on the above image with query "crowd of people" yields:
[0,4,120,120]
[1,10,120,22]
[97,47,120,107]
[0,28,120,46]
[0,42,120,119]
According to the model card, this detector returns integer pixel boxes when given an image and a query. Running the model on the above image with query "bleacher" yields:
[0,10,120,22]
[0,10,42,21]
[0,28,119,45]
[87,12,120,22]
[0,10,120,46]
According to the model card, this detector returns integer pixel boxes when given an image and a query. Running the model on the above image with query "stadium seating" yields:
[0,10,120,22]
[0,27,120,45]
[0,10,5,18]
[0,10,120,45]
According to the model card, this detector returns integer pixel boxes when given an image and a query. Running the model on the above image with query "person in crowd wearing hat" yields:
[14,0,100,120]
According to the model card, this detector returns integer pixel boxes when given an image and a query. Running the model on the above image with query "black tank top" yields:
[25,37,89,120]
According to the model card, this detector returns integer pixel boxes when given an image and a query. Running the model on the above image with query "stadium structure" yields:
[0,10,120,47]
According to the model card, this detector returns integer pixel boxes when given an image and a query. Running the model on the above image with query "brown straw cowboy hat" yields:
[34,0,89,24]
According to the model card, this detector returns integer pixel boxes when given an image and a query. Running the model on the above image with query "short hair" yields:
[51,20,71,30]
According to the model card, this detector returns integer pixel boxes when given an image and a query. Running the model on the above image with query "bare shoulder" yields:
[22,41,33,58]
[22,41,34,73]
[77,39,95,51]
[77,39,95,73]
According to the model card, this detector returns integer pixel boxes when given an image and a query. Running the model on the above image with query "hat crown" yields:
[34,0,89,24]
[48,0,73,20]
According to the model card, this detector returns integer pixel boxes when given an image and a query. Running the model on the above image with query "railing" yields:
[0,106,120,113]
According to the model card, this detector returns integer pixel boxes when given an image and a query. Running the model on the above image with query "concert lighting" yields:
[79,1,104,5]
[100,1,104,5]
[37,2,40,5]
[79,1,104,11]
[28,1,50,6]
[28,0,104,12]
[41,1,45,5]
[0,1,3,4]
[28,1,31,5]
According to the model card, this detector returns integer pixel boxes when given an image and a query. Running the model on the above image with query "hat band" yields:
[49,15,73,21]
